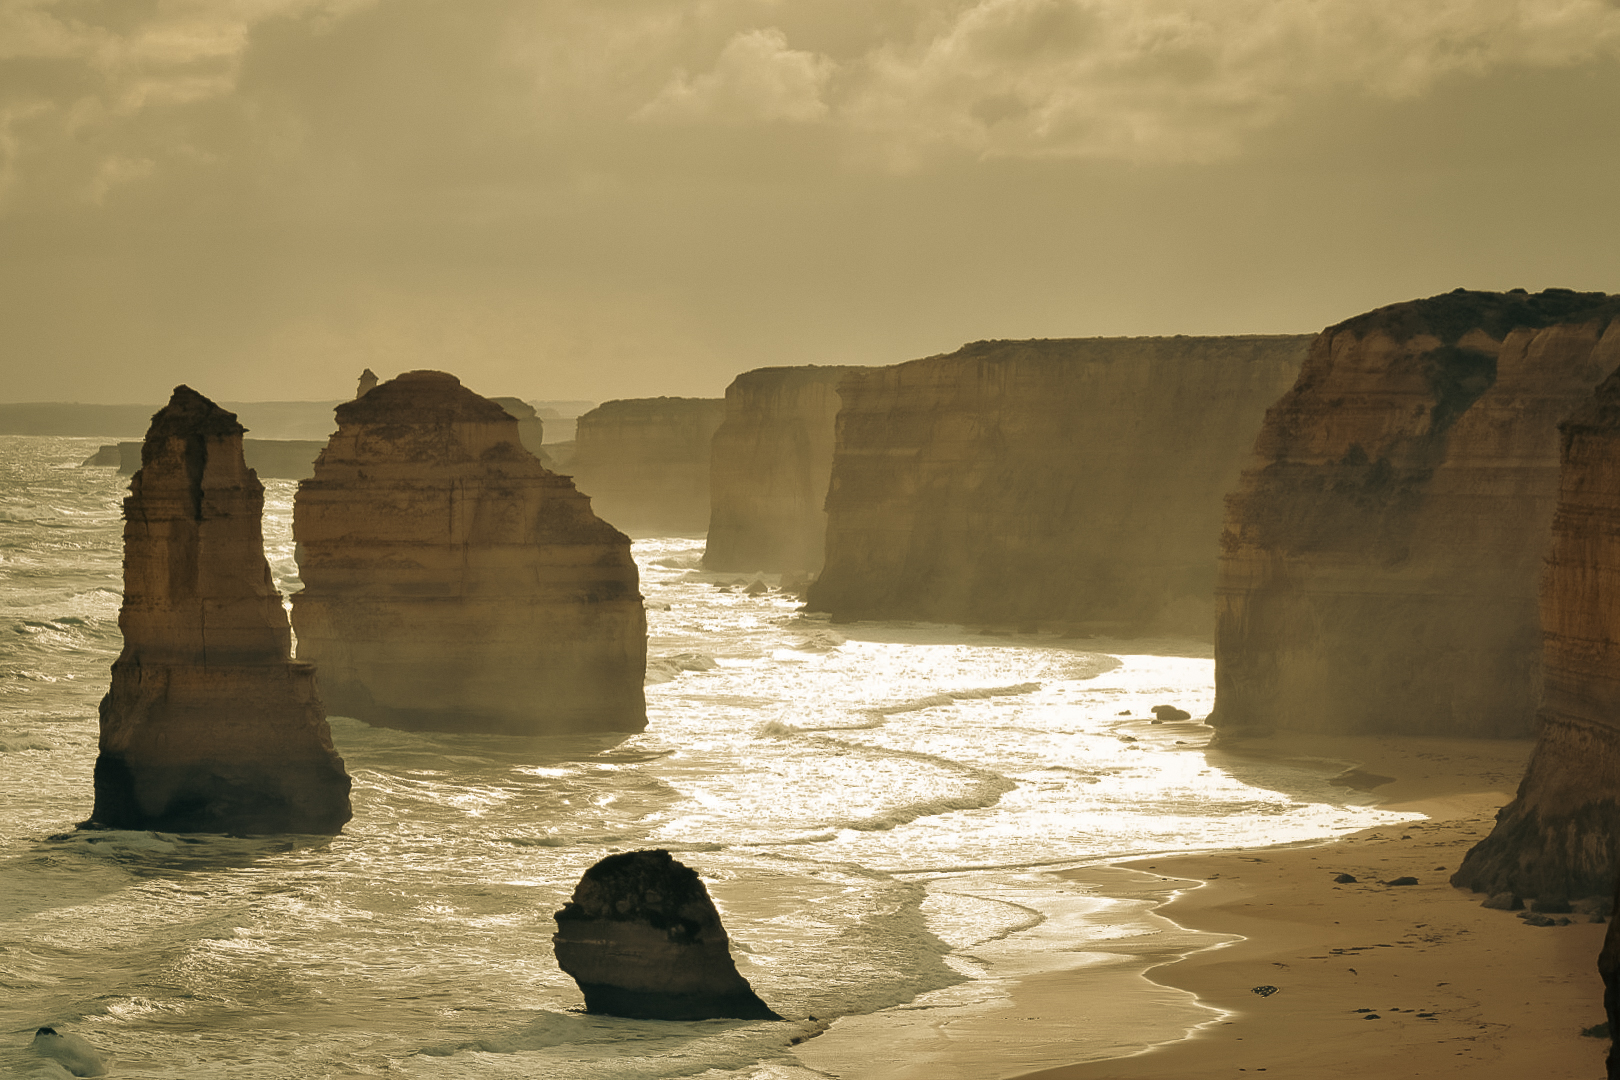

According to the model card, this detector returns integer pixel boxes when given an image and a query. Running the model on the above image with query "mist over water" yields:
[0,436,1415,1078]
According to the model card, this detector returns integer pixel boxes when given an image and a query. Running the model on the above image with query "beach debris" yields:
[1518,912,1570,927]
[1251,985,1280,997]
[1362,1013,1381,1020]
[1117,710,1131,716]
[1151,704,1192,721]
[1333,873,1358,884]
[553,849,781,1021]
[1581,1021,1610,1038]
[1384,876,1419,887]
[1481,892,1522,910]
[1325,768,1397,791]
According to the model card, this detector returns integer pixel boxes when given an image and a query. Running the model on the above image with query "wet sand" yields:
[1021,734,1609,1080]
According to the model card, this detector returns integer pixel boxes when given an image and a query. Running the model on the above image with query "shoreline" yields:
[1017,733,1608,1080]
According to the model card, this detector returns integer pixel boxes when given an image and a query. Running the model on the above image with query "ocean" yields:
[0,435,1415,1079]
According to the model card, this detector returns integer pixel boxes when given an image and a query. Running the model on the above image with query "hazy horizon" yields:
[3,0,1618,404]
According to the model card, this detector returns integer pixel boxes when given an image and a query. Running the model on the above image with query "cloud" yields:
[837,0,1620,163]
[636,27,836,124]
[0,0,374,209]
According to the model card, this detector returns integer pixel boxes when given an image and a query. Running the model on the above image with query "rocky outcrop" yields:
[703,365,856,574]
[489,396,549,463]
[553,849,780,1021]
[1213,289,1620,738]
[291,370,646,735]
[805,336,1310,631]
[357,368,378,397]
[90,386,352,834]
[567,398,726,535]
[1452,354,1620,900]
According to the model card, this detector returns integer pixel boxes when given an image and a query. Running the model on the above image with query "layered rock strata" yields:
[1452,353,1620,900]
[291,371,646,735]
[1213,289,1620,738]
[703,365,856,574]
[553,849,780,1021]
[90,386,352,834]
[567,398,726,535]
[805,336,1310,631]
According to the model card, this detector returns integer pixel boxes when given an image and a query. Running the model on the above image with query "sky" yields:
[2,0,1619,404]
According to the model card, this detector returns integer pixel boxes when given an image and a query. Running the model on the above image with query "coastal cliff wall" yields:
[703,366,856,574]
[568,398,725,535]
[291,371,646,735]
[91,387,352,834]
[1212,289,1620,738]
[805,336,1309,631]
[1452,352,1620,900]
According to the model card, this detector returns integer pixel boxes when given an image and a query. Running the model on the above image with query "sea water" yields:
[0,436,1415,1078]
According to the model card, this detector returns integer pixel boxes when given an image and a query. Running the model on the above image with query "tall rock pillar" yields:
[292,370,647,735]
[91,386,352,834]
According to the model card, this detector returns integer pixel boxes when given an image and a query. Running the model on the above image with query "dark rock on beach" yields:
[553,849,781,1021]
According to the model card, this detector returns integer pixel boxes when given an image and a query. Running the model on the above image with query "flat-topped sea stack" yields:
[804,336,1310,631]
[1452,357,1620,901]
[291,371,647,735]
[703,365,857,574]
[567,398,726,535]
[90,387,352,834]
[553,849,780,1021]
[1212,289,1620,738]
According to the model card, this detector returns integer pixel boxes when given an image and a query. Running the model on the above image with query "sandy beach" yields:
[1020,733,1609,1080]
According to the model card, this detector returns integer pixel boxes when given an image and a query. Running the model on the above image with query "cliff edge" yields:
[1212,288,1620,738]
[567,398,726,535]
[805,336,1309,631]
[1453,349,1620,900]
[703,365,856,574]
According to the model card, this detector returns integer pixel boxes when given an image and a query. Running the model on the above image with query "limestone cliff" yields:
[1452,352,1620,900]
[291,371,646,735]
[554,849,780,1021]
[90,386,352,834]
[703,365,856,574]
[567,398,725,535]
[1212,289,1620,738]
[805,336,1310,631]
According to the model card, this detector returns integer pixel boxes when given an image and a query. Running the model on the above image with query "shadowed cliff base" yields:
[805,335,1309,634]
[1212,288,1620,739]
[703,365,859,575]
[90,386,352,835]
[291,370,647,736]
[567,397,725,536]
[1453,356,1620,902]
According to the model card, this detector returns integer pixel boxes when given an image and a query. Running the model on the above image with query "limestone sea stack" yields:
[567,398,726,535]
[553,849,780,1021]
[703,365,857,575]
[90,387,352,834]
[291,371,646,735]
[1452,357,1620,901]
[805,336,1310,632]
[1212,289,1620,738]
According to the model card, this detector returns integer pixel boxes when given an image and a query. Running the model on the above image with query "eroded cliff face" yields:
[291,371,647,735]
[567,398,725,535]
[91,386,352,834]
[703,366,856,574]
[804,336,1309,631]
[1213,289,1620,738]
[1452,356,1620,900]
